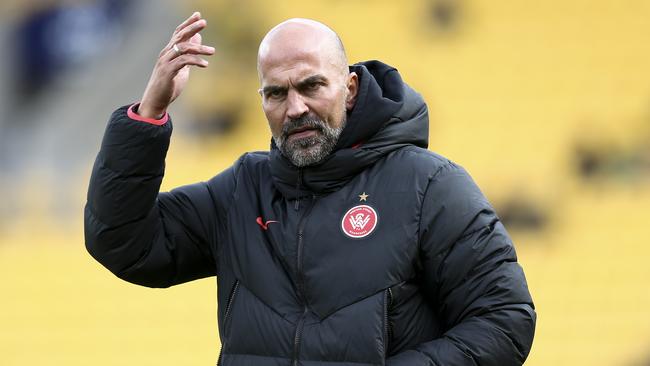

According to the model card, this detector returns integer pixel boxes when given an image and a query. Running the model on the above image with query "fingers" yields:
[157,11,214,68]
[162,42,214,62]
[159,12,210,58]
[168,54,210,73]
[171,18,207,48]
[174,11,201,35]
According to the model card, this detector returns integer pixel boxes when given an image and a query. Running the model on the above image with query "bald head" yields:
[257,18,348,78]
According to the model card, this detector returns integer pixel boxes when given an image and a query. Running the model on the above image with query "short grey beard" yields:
[274,115,345,167]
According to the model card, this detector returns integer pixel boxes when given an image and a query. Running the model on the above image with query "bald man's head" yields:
[257,18,348,79]
[256,18,359,167]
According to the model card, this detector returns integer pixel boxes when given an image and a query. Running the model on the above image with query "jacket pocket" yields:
[384,280,443,356]
[217,279,240,366]
[383,287,394,358]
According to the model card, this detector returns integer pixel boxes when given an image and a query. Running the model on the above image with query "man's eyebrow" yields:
[260,85,287,95]
[259,75,328,95]
[296,75,328,88]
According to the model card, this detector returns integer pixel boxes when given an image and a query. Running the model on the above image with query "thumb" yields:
[190,32,202,45]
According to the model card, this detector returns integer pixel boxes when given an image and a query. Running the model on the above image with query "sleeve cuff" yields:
[127,103,169,126]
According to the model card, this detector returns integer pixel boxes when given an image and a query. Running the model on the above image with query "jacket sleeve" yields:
[84,105,235,288]
[388,163,536,366]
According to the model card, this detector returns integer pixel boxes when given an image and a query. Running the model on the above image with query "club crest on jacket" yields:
[341,204,378,239]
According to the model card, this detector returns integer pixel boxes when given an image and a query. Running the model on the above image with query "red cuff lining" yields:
[127,103,169,126]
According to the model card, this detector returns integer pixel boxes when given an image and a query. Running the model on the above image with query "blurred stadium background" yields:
[1,0,649,365]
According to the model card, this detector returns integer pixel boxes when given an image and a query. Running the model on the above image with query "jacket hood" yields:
[269,60,429,199]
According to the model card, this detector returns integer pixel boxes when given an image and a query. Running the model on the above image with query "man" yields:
[85,13,536,366]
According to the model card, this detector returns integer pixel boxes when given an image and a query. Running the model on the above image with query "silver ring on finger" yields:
[172,43,182,57]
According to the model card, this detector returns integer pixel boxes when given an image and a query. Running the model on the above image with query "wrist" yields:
[127,103,169,126]
[137,101,166,119]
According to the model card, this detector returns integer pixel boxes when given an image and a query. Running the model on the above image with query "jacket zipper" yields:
[292,306,309,366]
[217,280,240,366]
[383,287,393,358]
[292,195,316,366]
[294,169,303,211]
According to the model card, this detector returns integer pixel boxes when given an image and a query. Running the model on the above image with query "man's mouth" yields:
[287,126,319,140]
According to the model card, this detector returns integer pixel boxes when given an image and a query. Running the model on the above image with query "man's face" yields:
[258,46,352,167]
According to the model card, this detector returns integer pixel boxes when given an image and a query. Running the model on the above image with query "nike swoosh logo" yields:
[256,216,279,230]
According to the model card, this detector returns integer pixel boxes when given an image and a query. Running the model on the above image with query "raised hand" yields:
[139,12,215,119]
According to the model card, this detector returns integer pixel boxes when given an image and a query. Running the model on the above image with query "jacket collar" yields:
[269,60,426,200]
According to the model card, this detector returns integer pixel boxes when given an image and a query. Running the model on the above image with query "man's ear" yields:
[345,72,358,110]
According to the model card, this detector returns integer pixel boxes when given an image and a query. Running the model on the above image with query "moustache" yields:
[281,116,326,138]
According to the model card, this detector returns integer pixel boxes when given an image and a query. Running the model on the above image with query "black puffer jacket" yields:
[85,60,536,366]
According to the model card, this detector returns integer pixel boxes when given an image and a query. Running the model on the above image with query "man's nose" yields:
[285,90,308,120]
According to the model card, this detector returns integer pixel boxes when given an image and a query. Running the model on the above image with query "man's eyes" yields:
[305,82,321,91]
[265,89,286,99]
